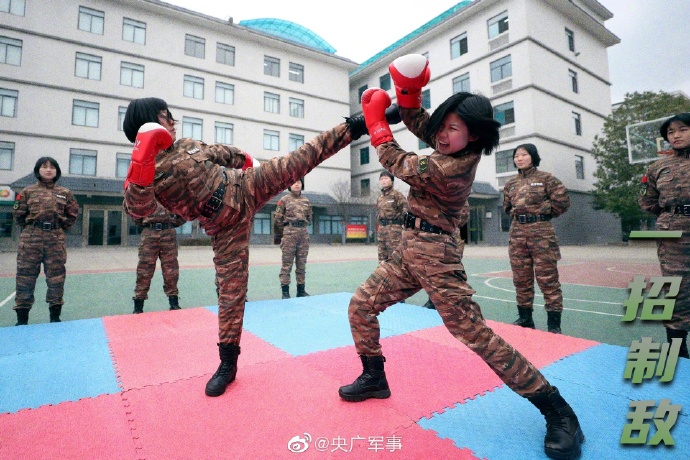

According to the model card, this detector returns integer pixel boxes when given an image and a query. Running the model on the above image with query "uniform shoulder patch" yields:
[419,156,429,173]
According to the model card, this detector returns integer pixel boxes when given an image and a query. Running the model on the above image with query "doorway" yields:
[469,205,484,243]
[86,207,123,246]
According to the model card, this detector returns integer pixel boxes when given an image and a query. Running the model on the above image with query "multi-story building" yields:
[349,0,622,244]
[0,0,357,250]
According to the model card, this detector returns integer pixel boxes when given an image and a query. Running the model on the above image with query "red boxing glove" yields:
[241,152,260,171]
[124,123,173,189]
[361,88,393,147]
[389,54,431,108]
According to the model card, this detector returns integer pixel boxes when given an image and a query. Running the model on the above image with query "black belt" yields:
[200,180,226,218]
[143,223,173,230]
[379,218,403,226]
[402,212,451,235]
[32,221,59,230]
[286,221,306,227]
[670,205,690,216]
[515,213,552,224]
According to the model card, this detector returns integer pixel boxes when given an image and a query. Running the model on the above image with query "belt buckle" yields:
[42,222,53,230]
[683,205,690,216]
[206,196,222,211]
[153,223,163,230]
[517,215,527,224]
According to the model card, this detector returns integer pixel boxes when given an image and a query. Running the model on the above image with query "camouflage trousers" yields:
[279,227,309,285]
[134,228,179,299]
[508,222,563,312]
[15,226,67,310]
[348,229,551,397]
[377,224,403,262]
[657,237,690,330]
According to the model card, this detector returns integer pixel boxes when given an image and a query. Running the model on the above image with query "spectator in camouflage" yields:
[121,97,379,398]
[376,170,407,263]
[12,157,79,325]
[129,200,186,314]
[274,179,312,299]
[639,112,690,359]
[502,144,570,333]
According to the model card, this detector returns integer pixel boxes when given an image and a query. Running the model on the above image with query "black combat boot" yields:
[513,306,535,328]
[133,298,145,314]
[15,309,29,326]
[281,285,290,299]
[666,328,689,359]
[339,355,391,402]
[528,387,584,460]
[49,305,62,323]
[205,343,241,397]
[547,311,562,334]
[423,298,436,309]
[168,295,181,310]
[296,284,310,297]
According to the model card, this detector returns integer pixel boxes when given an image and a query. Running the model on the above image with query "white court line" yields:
[472,271,631,290]
[472,293,625,318]
[0,292,16,308]
[480,276,623,305]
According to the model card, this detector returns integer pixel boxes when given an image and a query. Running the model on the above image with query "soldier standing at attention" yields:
[130,201,186,313]
[339,55,583,460]
[122,97,396,398]
[274,179,312,299]
[13,157,79,325]
[639,112,690,359]
[376,170,407,263]
[503,144,570,333]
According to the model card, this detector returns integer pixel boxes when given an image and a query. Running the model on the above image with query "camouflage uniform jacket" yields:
[377,186,407,223]
[274,191,312,236]
[639,151,690,230]
[502,167,570,220]
[13,181,79,230]
[377,107,481,233]
[131,201,186,228]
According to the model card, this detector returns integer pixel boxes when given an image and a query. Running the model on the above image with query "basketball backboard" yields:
[627,116,674,164]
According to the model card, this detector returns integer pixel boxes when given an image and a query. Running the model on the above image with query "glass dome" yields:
[239,18,336,54]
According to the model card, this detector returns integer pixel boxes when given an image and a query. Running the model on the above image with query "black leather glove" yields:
[345,103,402,141]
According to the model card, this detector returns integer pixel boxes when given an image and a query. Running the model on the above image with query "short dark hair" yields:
[513,143,541,167]
[425,92,501,156]
[34,156,61,182]
[123,97,173,143]
[660,113,690,142]
[379,170,394,181]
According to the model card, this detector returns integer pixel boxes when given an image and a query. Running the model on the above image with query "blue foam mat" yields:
[0,318,110,357]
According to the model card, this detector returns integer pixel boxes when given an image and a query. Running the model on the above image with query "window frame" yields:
[573,111,582,136]
[0,88,18,117]
[289,62,304,83]
[115,153,130,178]
[182,116,203,140]
[452,73,470,94]
[215,121,234,145]
[184,34,206,59]
[493,101,515,126]
[264,92,280,114]
[78,6,104,35]
[565,28,575,52]
[120,61,144,88]
[360,146,369,165]
[487,10,509,38]
[72,99,100,127]
[0,140,15,170]
[183,74,205,100]
[495,149,517,174]
[360,178,370,197]
[575,155,585,179]
[215,81,234,105]
[0,36,22,66]
[263,129,280,151]
[75,52,102,80]
[490,55,512,83]
[69,148,97,176]
[289,97,304,118]
[264,55,280,77]
[569,69,579,93]
[379,73,391,91]
[216,42,235,66]
[450,33,468,59]
[122,17,146,45]
[1,0,26,16]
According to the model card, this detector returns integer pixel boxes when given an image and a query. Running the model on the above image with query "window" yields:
[421,89,431,109]
[215,82,234,105]
[575,155,584,179]
[72,100,99,127]
[69,148,97,175]
[289,98,304,118]
[289,62,304,83]
[118,106,127,131]
[182,116,203,140]
[289,133,304,152]
[450,33,468,59]
[495,149,517,173]
[493,101,515,125]
[264,56,280,77]
[215,122,233,144]
[116,153,130,178]
[176,221,193,235]
[253,213,271,235]
[183,75,204,99]
[358,85,368,102]
[569,69,578,93]
[0,88,18,117]
[120,62,144,87]
[319,215,342,235]
[452,73,470,93]
[573,111,582,136]
[78,6,104,35]
[490,55,512,82]
[264,130,279,151]
[360,147,369,165]
[565,28,575,52]
[264,92,280,113]
[360,179,370,197]
[0,36,22,66]
[379,74,391,91]
[184,34,205,58]
[0,141,14,170]
[75,52,101,80]
[122,18,146,44]
[216,42,235,66]
[488,11,509,38]
[1,0,25,15]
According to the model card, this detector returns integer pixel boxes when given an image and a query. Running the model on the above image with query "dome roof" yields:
[239,18,336,54]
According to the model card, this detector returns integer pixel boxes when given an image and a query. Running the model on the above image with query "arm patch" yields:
[418,156,429,173]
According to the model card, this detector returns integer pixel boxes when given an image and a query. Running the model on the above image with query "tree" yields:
[591,91,690,238]
[330,179,377,244]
